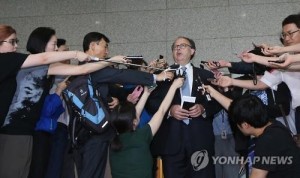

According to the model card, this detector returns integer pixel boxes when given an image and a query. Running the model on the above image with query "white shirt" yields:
[179,63,193,97]
[260,70,300,109]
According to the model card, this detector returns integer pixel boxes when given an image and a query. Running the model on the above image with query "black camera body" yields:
[126,56,144,65]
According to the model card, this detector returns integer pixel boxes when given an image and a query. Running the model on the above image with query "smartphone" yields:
[200,61,209,64]
[182,101,194,110]
[131,85,143,98]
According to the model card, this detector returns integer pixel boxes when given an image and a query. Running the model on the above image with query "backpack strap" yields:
[278,104,292,132]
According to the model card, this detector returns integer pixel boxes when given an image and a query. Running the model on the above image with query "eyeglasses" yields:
[280,29,300,39]
[172,43,191,50]
[1,38,19,46]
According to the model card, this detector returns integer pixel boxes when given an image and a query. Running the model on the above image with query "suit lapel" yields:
[191,66,200,96]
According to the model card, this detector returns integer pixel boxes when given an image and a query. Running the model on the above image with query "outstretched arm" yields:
[261,43,300,55]
[47,55,126,75]
[148,78,184,135]
[241,52,300,71]
[204,85,232,110]
[286,63,300,71]
[135,86,152,121]
[240,52,277,67]
[22,51,89,68]
[212,76,268,90]
[268,53,300,71]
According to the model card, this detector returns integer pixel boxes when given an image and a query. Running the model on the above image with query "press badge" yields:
[221,130,227,139]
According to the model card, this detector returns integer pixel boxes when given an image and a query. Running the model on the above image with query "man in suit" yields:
[150,36,220,178]
[75,32,173,178]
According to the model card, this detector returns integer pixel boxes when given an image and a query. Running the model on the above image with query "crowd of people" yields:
[1,12,300,178]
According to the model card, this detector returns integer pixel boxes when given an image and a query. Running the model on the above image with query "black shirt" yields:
[0,52,28,126]
[1,65,49,135]
[253,121,300,178]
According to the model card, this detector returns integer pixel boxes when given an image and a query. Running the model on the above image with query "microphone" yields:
[169,63,180,70]
[196,74,212,102]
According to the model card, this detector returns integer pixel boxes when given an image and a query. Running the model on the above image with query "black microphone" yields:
[196,74,211,101]
[107,97,113,103]
[169,63,180,70]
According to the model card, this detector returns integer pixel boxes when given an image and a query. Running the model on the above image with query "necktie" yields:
[181,67,190,96]
[181,66,190,125]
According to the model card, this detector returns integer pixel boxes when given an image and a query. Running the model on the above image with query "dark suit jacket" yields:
[150,66,221,156]
[91,67,154,105]
[89,67,155,140]
[229,61,267,75]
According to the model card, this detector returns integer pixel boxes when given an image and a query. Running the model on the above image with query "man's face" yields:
[282,23,300,46]
[92,38,109,58]
[172,38,195,66]
[237,123,251,136]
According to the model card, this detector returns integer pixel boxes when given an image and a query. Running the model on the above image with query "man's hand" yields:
[262,45,283,56]
[205,60,220,70]
[169,105,189,120]
[205,60,231,70]
[189,104,205,118]
[156,71,174,81]
[240,52,257,63]
[211,76,233,88]
[77,51,91,62]
[203,85,219,98]
[108,97,119,109]
[268,53,291,69]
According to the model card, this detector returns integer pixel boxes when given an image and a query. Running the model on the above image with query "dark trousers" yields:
[161,125,215,178]
[77,135,109,178]
[295,106,300,134]
[45,123,68,178]
[28,131,52,178]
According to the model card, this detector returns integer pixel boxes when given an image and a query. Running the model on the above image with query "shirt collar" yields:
[180,63,192,70]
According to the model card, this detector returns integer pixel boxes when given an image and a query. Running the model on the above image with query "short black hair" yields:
[57,38,66,48]
[26,27,56,54]
[282,14,300,28]
[228,95,269,128]
[82,32,110,52]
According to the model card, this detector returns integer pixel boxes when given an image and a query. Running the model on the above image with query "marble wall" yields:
[1,0,300,67]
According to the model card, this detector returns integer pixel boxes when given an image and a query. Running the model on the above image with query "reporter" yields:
[204,87,300,178]
[0,25,90,127]
[0,26,125,178]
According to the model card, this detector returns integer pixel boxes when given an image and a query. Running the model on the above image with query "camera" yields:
[126,56,143,64]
